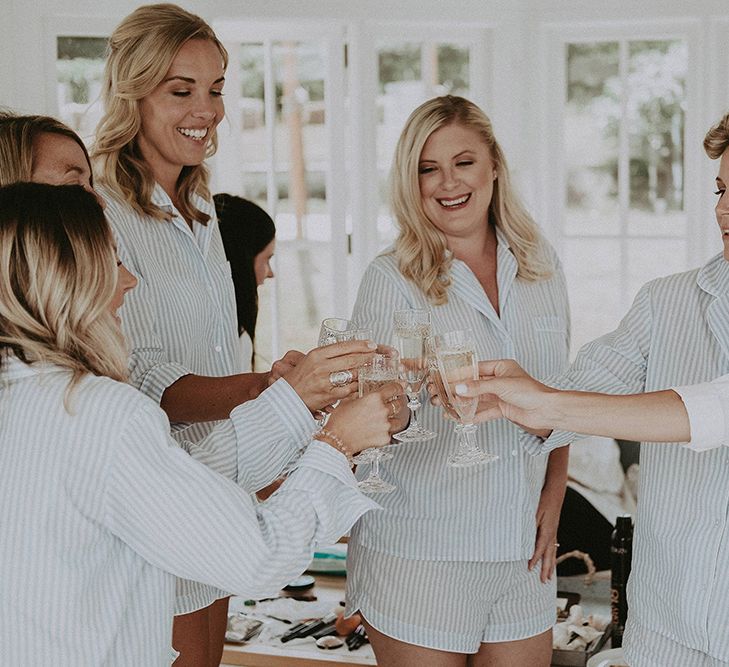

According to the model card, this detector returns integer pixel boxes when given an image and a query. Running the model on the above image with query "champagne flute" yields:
[318,317,359,346]
[353,353,400,494]
[316,318,371,424]
[434,330,498,467]
[392,308,437,443]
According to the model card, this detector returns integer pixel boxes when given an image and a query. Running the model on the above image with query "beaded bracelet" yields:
[315,428,354,465]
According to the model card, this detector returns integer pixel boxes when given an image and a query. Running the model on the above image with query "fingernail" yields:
[367,341,377,349]
[455,383,467,395]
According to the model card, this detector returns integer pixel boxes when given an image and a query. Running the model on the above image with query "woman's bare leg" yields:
[208,596,230,667]
[362,617,468,667]
[172,605,210,666]
[468,630,552,667]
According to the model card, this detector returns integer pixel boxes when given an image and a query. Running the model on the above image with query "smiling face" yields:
[418,122,496,244]
[716,150,729,261]
[254,239,276,286]
[137,38,225,190]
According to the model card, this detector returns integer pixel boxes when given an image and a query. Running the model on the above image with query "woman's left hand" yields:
[529,489,563,583]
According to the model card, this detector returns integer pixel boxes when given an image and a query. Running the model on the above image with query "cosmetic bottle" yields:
[610,514,633,648]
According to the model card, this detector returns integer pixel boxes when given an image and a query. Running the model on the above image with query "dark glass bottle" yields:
[610,514,633,648]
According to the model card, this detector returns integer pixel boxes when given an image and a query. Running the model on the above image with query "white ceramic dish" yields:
[587,647,628,667]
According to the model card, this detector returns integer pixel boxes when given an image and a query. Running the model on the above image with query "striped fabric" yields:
[99,183,248,613]
[536,254,729,663]
[348,227,571,562]
[0,357,378,666]
[346,541,555,652]
[624,620,729,667]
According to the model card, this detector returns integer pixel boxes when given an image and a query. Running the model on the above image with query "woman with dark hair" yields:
[214,193,276,370]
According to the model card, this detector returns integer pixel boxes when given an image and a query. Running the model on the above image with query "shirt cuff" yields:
[286,441,381,545]
[137,362,190,406]
[672,384,728,451]
[230,377,318,453]
[521,428,575,455]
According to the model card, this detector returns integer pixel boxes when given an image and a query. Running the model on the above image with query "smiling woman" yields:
[90,6,241,665]
[346,96,571,667]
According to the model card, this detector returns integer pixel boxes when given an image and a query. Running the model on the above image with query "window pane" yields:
[238,40,332,366]
[437,44,469,95]
[56,36,107,143]
[564,42,620,237]
[563,238,623,354]
[237,43,268,195]
[626,40,687,237]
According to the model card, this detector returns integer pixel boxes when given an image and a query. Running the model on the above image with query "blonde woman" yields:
[347,96,570,667]
[454,110,729,667]
[92,5,373,663]
[0,181,395,667]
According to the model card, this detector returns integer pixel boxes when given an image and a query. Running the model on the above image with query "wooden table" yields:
[221,575,376,667]
[221,573,612,667]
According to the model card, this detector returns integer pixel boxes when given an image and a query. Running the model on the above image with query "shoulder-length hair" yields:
[92,3,228,224]
[704,111,729,159]
[0,183,128,392]
[390,95,552,305]
[0,112,92,187]
[214,193,276,345]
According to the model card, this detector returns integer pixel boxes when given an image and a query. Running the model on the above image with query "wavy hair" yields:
[0,112,92,186]
[92,3,228,224]
[704,111,729,160]
[0,183,128,396]
[390,95,552,304]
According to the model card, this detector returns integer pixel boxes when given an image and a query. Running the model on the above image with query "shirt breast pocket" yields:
[531,315,569,374]
[534,315,567,335]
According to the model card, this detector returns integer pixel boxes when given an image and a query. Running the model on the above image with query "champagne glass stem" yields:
[406,390,421,430]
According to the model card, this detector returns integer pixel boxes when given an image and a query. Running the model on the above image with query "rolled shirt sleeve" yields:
[106,398,380,601]
[673,374,729,451]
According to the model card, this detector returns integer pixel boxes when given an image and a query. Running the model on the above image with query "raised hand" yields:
[455,359,556,433]
[282,340,377,412]
[325,381,406,455]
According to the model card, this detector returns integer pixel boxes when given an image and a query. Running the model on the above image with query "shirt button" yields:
[511,450,518,456]
[214,345,222,352]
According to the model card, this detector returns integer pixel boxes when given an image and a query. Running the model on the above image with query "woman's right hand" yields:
[454,359,554,436]
[325,381,406,455]
[282,340,378,413]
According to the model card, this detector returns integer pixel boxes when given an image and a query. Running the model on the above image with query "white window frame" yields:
[538,19,706,322]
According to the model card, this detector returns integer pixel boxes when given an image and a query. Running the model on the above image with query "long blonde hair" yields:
[0,112,92,186]
[92,3,228,224]
[390,95,552,304]
[0,183,128,391]
[704,111,729,159]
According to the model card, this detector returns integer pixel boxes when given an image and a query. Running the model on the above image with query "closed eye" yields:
[419,165,437,174]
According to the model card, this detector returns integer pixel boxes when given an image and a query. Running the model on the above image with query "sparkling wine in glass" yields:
[353,353,400,494]
[434,330,498,467]
[392,308,437,443]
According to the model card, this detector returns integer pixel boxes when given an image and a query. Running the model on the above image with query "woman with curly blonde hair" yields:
[347,96,570,666]
[93,4,376,664]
